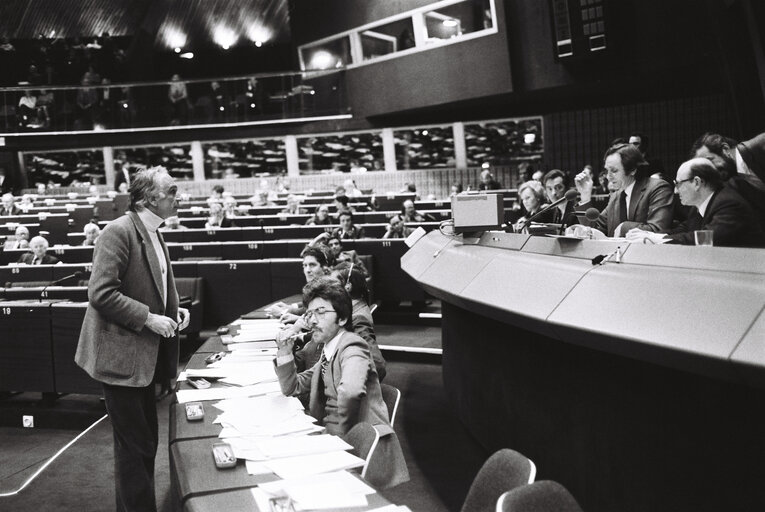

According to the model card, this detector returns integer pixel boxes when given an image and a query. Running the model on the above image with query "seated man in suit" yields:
[305,204,332,226]
[18,235,60,265]
[333,211,365,239]
[573,143,674,237]
[5,225,30,250]
[1,193,21,216]
[541,169,579,229]
[626,158,765,247]
[383,214,413,239]
[274,277,392,437]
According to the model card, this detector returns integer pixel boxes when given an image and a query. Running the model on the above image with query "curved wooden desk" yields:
[402,231,765,512]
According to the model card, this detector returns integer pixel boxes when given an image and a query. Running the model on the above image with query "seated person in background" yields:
[205,201,234,228]
[209,185,224,202]
[281,194,306,215]
[274,278,393,437]
[333,194,354,218]
[478,168,502,190]
[19,194,35,212]
[690,131,765,232]
[399,182,417,196]
[266,245,330,325]
[162,215,188,230]
[626,158,765,248]
[305,204,332,225]
[331,262,386,380]
[401,199,432,223]
[541,169,579,229]
[1,193,20,216]
[335,185,347,198]
[449,183,463,197]
[513,180,548,232]
[383,214,413,239]
[573,143,673,237]
[222,196,238,218]
[333,211,366,240]
[309,232,343,266]
[343,179,363,197]
[18,236,60,265]
[5,225,30,250]
[336,250,369,277]
[249,190,275,207]
[82,223,101,246]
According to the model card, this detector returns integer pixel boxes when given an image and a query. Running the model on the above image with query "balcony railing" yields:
[0,69,349,133]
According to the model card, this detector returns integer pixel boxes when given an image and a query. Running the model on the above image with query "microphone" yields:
[519,189,578,231]
[585,208,600,221]
[591,246,623,266]
[39,271,84,302]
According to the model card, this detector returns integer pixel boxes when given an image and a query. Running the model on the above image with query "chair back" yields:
[343,422,381,479]
[461,449,537,512]
[496,480,583,512]
[380,383,401,426]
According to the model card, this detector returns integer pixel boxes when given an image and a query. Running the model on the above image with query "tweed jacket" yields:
[75,211,179,387]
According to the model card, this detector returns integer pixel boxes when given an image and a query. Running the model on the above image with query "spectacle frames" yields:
[304,306,336,321]
[674,178,693,187]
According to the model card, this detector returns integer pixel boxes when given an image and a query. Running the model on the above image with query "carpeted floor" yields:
[0,324,488,512]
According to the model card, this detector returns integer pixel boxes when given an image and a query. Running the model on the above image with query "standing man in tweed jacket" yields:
[75,166,189,512]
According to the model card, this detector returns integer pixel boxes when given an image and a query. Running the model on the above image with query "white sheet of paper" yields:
[263,450,365,479]
[254,434,352,459]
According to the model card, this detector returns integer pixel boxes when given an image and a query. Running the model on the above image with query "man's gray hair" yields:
[129,166,174,211]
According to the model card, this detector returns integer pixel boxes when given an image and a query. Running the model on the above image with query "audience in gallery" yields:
[81,222,101,246]
[626,158,765,247]
[305,204,332,226]
[383,214,413,239]
[222,196,239,218]
[449,183,463,196]
[249,189,275,207]
[343,179,363,197]
[5,225,30,250]
[1,193,21,216]
[332,194,354,217]
[17,235,60,265]
[209,184,225,202]
[573,143,674,237]
[333,211,366,240]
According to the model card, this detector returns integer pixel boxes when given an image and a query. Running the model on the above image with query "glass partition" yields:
[0,69,348,134]
[463,117,543,165]
[202,139,286,178]
[423,0,493,42]
[114,144,193,182]
[394,126,454,170]
[360,18,415,61]
[300,37,352,71]
[24,148,105,187]
[297,132,384,174]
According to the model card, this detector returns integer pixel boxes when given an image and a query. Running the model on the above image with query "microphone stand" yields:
[39,272,82,302]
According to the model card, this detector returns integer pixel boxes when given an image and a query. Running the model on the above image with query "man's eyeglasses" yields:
[674,178,693,187]
[304,306,336,321]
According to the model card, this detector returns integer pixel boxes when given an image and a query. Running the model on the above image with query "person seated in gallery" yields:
[571,142,674,237]
[335,250,369,277]
[400,199,432,223]
[343,178,364,197]
[17,236,60,265]
[383,214,413,239]
[281,194,307,215]
[332,211,366,240]
[513,180,549,232]
[208,184,224,202]
[265,245,330,326]
[81,222,101,246]
[205,201,234,228]
[626,158,765,248]
[162,215,188,230]
[333,194,354,218]
[305,204,332,225]
[222,195,239,219]
[5,225,30,250]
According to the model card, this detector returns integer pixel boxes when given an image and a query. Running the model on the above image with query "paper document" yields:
[263,450,365,479]
[175,381,281,404]
[255,471,374,510]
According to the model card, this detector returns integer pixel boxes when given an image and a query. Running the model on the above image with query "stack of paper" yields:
[224,319,282,345]
[253,471,375,510]
[175,381,282,404]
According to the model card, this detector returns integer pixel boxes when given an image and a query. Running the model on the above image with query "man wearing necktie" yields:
[17,236,59,265]
[75,167,190,512]
[574,143,674,237]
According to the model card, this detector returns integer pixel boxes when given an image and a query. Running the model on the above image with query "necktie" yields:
[32,257,39,265]
[553,207,561,224]
[619,191,628,223]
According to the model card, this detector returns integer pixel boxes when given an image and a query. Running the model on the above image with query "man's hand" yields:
[279,312,301,325]
[264,301,289,317]
[574,171,594,204]
[145,313,178,338]
[177,307,190,332]
[626,228,668,244]
[275,327,296,356]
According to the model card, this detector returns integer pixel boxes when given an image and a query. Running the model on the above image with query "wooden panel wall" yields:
[543,93,738,176]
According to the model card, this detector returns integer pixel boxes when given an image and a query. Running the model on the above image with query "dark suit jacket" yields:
[667,186,765,248]
[18,252,59,265]
[0,205,21,216]
[581,177,674,237]
[75,211,179,387]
